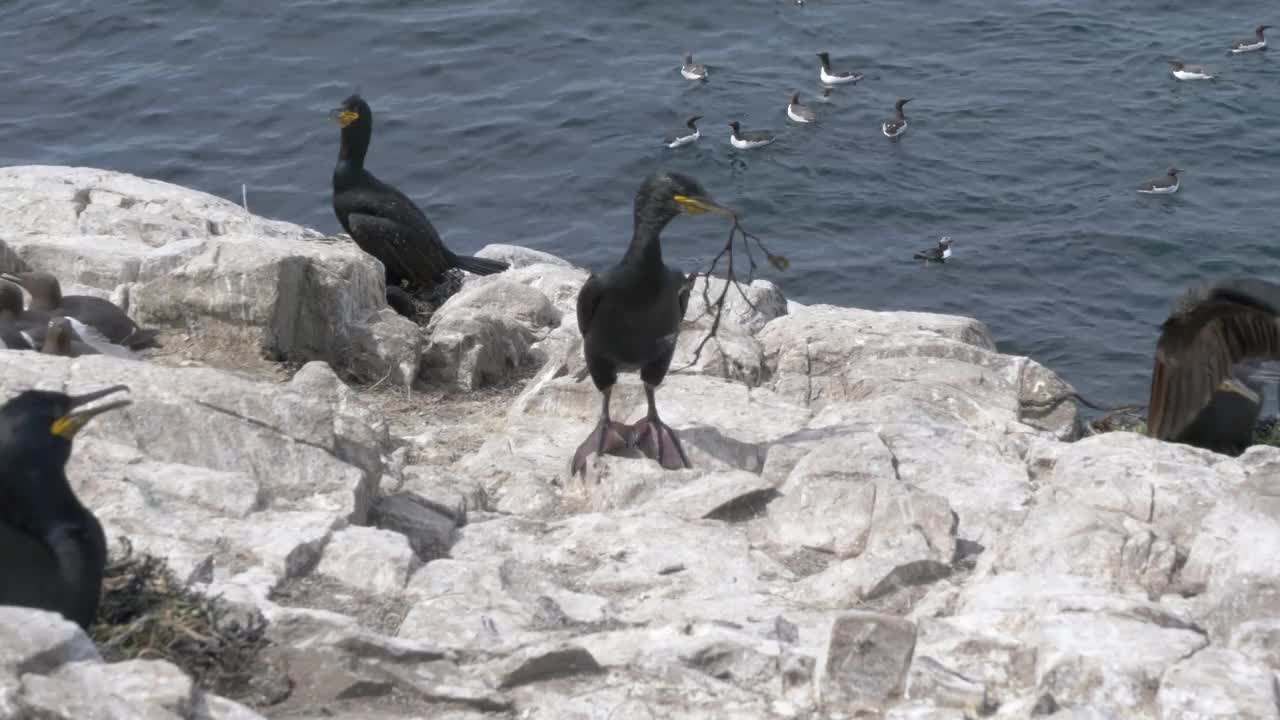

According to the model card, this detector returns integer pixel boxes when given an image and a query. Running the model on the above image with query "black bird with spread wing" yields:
[0,385,131,629]
[1148,278,1280,454]
[331,94,508,316]
[572,172,731,476]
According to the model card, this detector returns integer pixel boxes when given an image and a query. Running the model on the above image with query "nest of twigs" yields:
[91,539,270,701]
[394,269,464,326]
[679,213,789,369]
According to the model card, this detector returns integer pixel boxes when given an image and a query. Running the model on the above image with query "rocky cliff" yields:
[0,167,1275,720]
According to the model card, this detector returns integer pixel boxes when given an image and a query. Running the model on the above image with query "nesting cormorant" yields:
[0,384,131,629]
[330,94,508,317]
[572,172,731,476]
[1,271,160,350]
[1148,278,1280,454]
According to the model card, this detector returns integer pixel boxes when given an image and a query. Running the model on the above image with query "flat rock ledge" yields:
[1,167,1276,720]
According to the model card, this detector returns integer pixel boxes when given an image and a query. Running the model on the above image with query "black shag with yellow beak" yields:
[330,94,509,317]
[572,172,732,475]
[0,385,131,629]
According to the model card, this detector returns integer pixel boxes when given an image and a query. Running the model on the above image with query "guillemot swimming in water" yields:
[1229,24,1270,54]
[816,52,863,85]
[1137,167,1181,194]
[913,237,954,263]
[882,98,912,138]
[728,121,776,149]
[666,115,703,148]
[787,93,816,123]
[1169,60,1214,80]
[681,53,708,80]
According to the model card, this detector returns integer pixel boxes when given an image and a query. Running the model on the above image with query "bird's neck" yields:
[47,513,106,628]
[623,215,673,271]
[336,125,370,179]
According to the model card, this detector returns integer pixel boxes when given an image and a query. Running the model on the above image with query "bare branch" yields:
[678,214,788,372]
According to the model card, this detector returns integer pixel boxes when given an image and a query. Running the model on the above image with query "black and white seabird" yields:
[1,271,159,351]
[1147,278,1280,455]
[816,52,864,85]
[0,384,131,629]
[913,237,954,263]
[572,172,733,475]
[0,279,35,350]
[787,93,817,124]
[681,53,708,80]
[330,94,509,318]
[1137,167,1181,194]
[666,115,703,148]
[882,98,912,138]
[728,121,776,150]
[1229,24,1270,54]
[1168,60,1214,80]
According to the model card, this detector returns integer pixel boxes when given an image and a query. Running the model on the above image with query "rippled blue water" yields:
[3,0,1277,405]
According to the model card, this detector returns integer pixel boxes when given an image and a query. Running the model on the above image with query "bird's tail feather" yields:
[122,327,162,350]
[452,254,510,276]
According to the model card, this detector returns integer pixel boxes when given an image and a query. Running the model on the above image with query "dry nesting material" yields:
[680,213,789,369]
[91,539,270,701]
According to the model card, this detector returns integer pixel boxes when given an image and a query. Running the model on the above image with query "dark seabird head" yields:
[1168,60,1185,70]
[895,98,913,112]
[331,94,373,165]
[684,52,694,65]
[1,271,62,310]
[816,52,832,69]
[790,92,801,105]
[0,279,24,320]
[1167,166,1182,176]
[1,385,131,466]
[1257,24,1272,35]
[686,115,703,130]
[634,172,732,229]
[331,93,371,130]
[940,237,955,248]
[41,318,74,356]
[728,120,742,135]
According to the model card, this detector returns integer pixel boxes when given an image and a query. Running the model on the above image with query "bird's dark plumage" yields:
[1148,278,1280,453]
[0,279,34,350]
[0,385,131,629]
[0,271,160,350]
[571,172,731,475]
[330,94,508,316]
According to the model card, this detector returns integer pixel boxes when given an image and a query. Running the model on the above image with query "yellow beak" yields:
[673,194,733,216]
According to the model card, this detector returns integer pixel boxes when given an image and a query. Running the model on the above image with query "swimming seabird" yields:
[913,237,954,263]
[330,94,509,317]
[728,121,776,150]
[1168,60,1214,80]
[786,93,817,124]
[0,271,158,351]
[882,98,912,138]
[681,53,708,80]
[0,384,131,629]
[1137,167,1181,194]
[572,172,732,475]
[666,115,703,148]
[816,52,864,85]
[1147,278,1280,455]
[1229,24,1270,54]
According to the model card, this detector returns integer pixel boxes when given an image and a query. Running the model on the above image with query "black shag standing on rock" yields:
[330,94,508,317]
[572,172,731,476]
[1,271,160,350]
[1148,278,1280,455]
[0,385,131,629]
